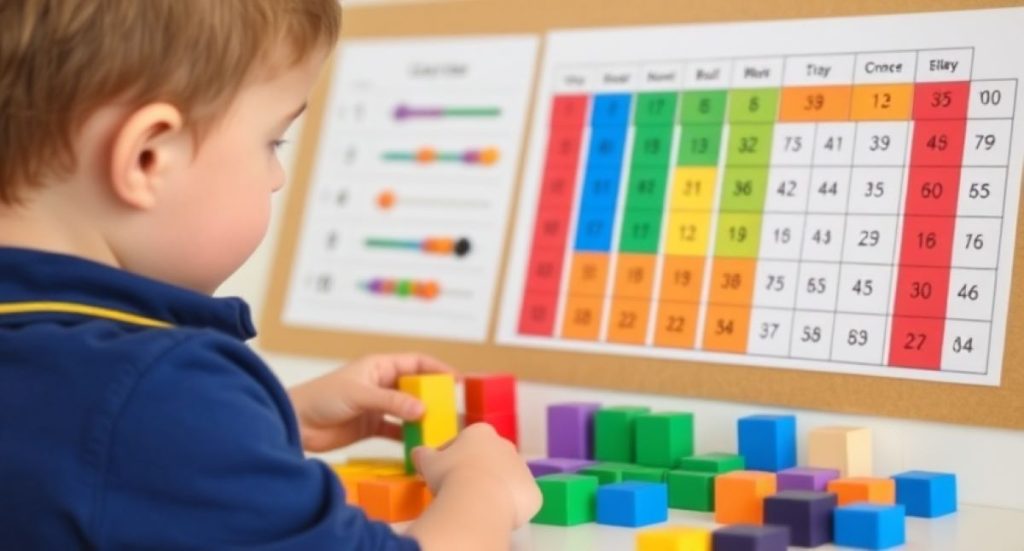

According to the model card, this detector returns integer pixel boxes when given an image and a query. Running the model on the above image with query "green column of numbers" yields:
[619,92,678,254]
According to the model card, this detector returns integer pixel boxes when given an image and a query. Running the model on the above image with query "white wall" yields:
[218,2,1024,511]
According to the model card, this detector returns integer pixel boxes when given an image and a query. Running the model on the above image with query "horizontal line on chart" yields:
[561,117,1016,124]
[291,298,476,320]
[312,257,487,275]
[554,257,999,270]
[571,209,1006,219]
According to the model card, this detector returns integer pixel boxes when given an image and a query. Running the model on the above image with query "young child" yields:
[0,1,540,549]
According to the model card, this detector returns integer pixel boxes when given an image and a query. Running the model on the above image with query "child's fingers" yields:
[350,385,425,421]
[377,353,461,386]
[375,419,403,441]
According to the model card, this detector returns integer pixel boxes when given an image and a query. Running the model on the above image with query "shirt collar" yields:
[0,247,256,340]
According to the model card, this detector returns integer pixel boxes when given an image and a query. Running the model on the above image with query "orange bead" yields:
[377,190,396,210]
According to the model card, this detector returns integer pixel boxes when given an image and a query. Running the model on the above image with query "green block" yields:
[677,124,724,166]
[635,92,679,126]
[631,125,674,167]
[676,452,745,473]
[578,463,631,485]
[667,470,716,511]
[594,406,651,463]
[402,422,423,474]
[634,412,694,468]
[719,167,768,212]
[621,464,668,483]
[728,88,779,123]
[726,124,773,166]
[533,474,599,526]
[680,90,728,124]
[624,166,669,211]
[618,210,663,254]
[714,212,763,258]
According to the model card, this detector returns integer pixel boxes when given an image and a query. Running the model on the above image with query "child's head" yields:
[0,0,341,292]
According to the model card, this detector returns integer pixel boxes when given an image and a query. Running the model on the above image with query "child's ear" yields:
[109,103,186,209]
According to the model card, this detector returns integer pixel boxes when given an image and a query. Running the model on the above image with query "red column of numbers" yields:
[518,95,589,336]
[889,82,969,368]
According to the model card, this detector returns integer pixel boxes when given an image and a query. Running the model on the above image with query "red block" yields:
[464,373,517,415]
[466,410,518,447]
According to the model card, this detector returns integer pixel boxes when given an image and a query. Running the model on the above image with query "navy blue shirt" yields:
[0,247,420,550]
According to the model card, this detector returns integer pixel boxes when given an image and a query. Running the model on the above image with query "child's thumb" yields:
[354,386,425,421]
[411,445,437,475]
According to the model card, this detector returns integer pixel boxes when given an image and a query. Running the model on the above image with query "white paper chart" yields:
[284,36,538,341]
[497,8,1024,385]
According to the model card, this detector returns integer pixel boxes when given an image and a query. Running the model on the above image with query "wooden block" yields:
[357,476,429,523]
[594,406,650,463]
[636,525,711,550]
[808,426,872,477]
[463,373,516,415]
[714,471,777,524]
[827,477,896,506]
[635,412,694,468]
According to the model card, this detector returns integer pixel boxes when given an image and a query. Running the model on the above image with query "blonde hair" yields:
[0,0,341,204]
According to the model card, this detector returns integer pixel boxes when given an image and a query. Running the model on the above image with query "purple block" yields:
[547,402,601,459]
[763,491,837,547]
[777,467,840,492]
[527,458,595,478]
[712,524,789,551]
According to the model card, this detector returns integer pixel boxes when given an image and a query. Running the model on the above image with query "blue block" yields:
[595,482,668,527]
[834,504,906,550]
[737,414,796,472]
[892,471,957,518]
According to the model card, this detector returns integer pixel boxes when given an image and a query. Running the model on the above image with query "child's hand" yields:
[287,353,455,452]
[413,423,542,529]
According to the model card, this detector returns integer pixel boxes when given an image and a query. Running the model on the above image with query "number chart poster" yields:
[497,8,1024,386]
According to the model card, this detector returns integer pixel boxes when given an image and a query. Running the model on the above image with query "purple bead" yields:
[527,458,595,478]
[547,402,601,459]
[764,491,838,547]
[777,467,841,492]
[463,150,481,163]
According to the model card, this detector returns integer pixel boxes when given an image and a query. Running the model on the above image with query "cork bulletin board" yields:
[261,0,1024,429]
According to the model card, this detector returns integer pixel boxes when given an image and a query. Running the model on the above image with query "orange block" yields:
[358,476,430,523]
[331,464,378,505]
[779,85,852,121]
[714,471,777,524]
[827,477,896,507]
[561,295,604,341]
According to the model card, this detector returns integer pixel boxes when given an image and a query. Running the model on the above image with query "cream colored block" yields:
[808,426,872,477]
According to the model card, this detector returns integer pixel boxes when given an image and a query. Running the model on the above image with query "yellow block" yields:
[808,427,872,477]
[636,526,711,551]
[331,464,379,505]
[399,374,457,447]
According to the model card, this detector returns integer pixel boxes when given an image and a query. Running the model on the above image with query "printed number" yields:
[721,272,742,289]
[739,137,759,154]
[765,274,785,291]
[920,182,944,199]
[822,136,843,152]
[773,227,791,244]
[864,181,885,198]
[903,332,927,350]
[952,336,974,353]
[715,318,735,335]
[969,182,991,199]
[673,270,692,287]
[965,233,985,250]
[759,322,780,339]
[691,137,710,154]
[665,316,686,333]
[931,91,952,108]
[811,229,832,245]
[974,134,996,151]
[681,179,701,196]
[869,135,891,152]
[847,329,869,346]
[573,308,592,325]
[729,226,748,243]
[873,92,892,109]
[910,281,933,299]
[777,180,797,197]
[818,181,838,196]
[980,89,1002,105]
[698,97,712,114]
[957,284,980,301]
[748,96,760,113]
[801,325,822,343]
[733,180,753,196]
[679,224,697,242]
[784,136,803,152]
[804,94,825,110]
[858,230,881,247]
[618,311,636,329]
[852,279,874,296]
[917,232,938,249]
[806,277,827,294]
[926,134,948,151]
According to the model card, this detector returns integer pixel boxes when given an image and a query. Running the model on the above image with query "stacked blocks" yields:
[357,475,431,523]
[527,458,594,478]
[714,471,777,524]
[777,466,840,492]
[595,482,668,527]
[331,459,406,504]
[834,504,906,549]
[533,474,599,526]
[464,373,518,446]
[668,453,745,511]
[635,412,694,468]
[712,524,789,551]
[636,526,711,551]
[677,452,745,473]
[828,477,896,506]
[579,462,632,485]
[398,374,457,473]
[892,471,957,518]
[594,406,651,462]
[622,464,668,483]
[808,426,872,477]
[737,415,796,472]
[547,402,601,459]
[763,490,837,547]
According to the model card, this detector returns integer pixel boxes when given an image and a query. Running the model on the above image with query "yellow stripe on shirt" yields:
[0,301,172,328]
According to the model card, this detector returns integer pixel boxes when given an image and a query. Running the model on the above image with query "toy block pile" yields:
[529,403,958,551]
[330,373,519,523]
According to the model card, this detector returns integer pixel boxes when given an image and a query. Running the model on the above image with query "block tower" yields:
[399,374,458,473]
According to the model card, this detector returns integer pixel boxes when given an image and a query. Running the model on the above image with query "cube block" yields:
[712,524,790,551]
[533,474,599,526]
[808,426,872,477]
[834,504,906,549]
[465,409,518,446]
[763,490,837,547]
[828,477,896,507]
[892,471,957,518]
[527,458,595,478]
[331,464,378,504]
[594,406,651,463]
[579,462,631,485]
[636,526,711,551]
[547,402,601,459]
[463,373,516,415]
[714,471,777,524]
[777,466,840,492]
[596,482,668,527]
[667,470,716,511]
[402,422,423,474]
[677,452,745,474]
[635,412,694,468]
[737,414,796,472]
[357,476,430,523]
[622,464,668,483]
[399,374,457,473]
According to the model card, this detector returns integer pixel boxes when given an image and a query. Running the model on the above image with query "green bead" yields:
[634,412,694,468]
[667,470,717,511]
[676,452,745,473]
[532,474,599,526]
[594,406,650,463]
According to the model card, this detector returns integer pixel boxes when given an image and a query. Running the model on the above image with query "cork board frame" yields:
[261,0,1024,429]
